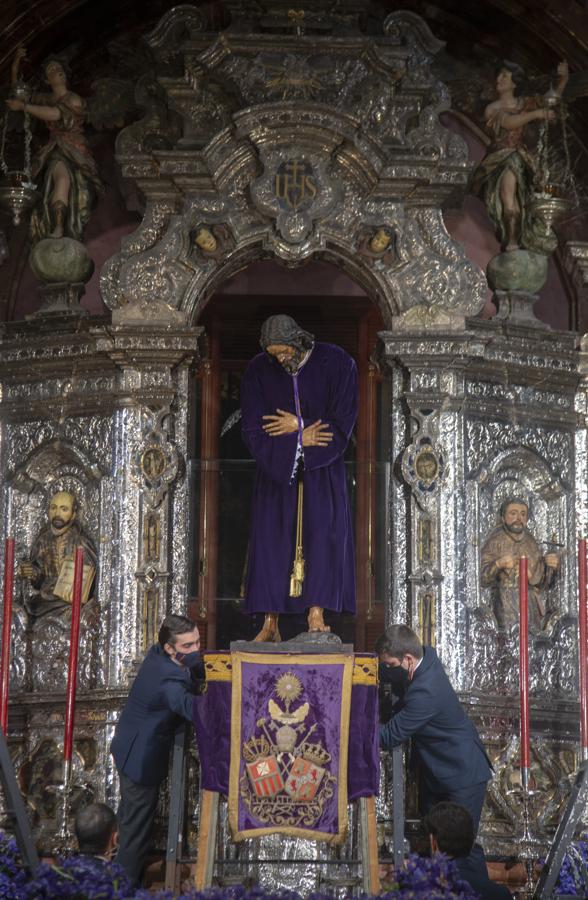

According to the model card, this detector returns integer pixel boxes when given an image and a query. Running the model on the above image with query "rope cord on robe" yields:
[289,371,305,597]
[289,481,305,597]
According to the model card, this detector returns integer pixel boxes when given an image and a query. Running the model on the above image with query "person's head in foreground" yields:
[424,801,475,859]
[158,614,201,666]
[75,802,118,859]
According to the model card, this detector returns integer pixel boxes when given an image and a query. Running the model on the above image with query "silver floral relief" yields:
[388,369,411,626]
[574,389,588,540]
[480,730,579,855]
[466,379,574,411]
[411,371,439,390]
[383,10,445,66]
[200,36,406,119]
[5,417,112,483]
[2,376,114,404]
[145,4,206,54]
[112,204,242,322]
[129,398,190,642]
[386,208,486,316]
[564,241,588,304]
[483,344,578,374]
[465,419,573,483]
[168,370,191,614]
[403,76,469,165]
[104,404,144,685]
[115,74,183,162]
[464,610,579,698]
[101,201,177,310]
[164,69,234,146]
[116,218,198,313]
[9,700,120,851]
[29,600,100,693]
[533,616,579,696]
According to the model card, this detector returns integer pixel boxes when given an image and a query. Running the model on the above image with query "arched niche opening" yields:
[187,258,390,652]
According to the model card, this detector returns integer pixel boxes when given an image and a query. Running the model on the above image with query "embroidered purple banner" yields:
[228,651,353,842]
[192,652,379,814]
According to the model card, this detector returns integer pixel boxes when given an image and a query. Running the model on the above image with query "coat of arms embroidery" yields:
[240,671,335,827]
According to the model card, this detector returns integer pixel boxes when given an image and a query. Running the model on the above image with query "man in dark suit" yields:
[377,624,492,842]
[111,614,203,885]
[425,802,513,899]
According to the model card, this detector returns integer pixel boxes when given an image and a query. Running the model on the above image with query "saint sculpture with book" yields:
[19,490,97,619]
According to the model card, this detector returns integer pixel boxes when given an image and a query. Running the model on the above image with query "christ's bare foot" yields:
[307,606,330,632]
[253,613,281,642]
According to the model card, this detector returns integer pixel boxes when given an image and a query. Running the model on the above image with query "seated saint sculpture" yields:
[19,490,97,619]
[480,497,559,631]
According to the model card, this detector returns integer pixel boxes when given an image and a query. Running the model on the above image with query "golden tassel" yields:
[289,481,305,597]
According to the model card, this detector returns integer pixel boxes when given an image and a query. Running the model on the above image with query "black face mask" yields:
[174,650,202,668]
[380,664,409,691]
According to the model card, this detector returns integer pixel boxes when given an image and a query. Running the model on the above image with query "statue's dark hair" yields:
[500,496,528,518]
[158,614,197,648]
[497,60,526,96]
[74,802,116,855]
[424,802,474,859]
[374,624,423,660]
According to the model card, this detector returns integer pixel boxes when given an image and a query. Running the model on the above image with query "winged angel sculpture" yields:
[3,47,141,242]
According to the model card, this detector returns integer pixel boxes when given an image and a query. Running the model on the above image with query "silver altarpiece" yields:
[0,0,586,881]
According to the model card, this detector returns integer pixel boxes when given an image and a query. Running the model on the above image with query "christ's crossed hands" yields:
[262,409,332,446]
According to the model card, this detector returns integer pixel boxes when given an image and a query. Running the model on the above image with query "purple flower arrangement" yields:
[0,832,479,899]
[379,852,481,898]
[553,838,588,897]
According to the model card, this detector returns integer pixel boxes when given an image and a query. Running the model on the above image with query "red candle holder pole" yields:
[63,548,84,765]
[519,556,530,791]
[0,539,15,735]
[578,539,588,760]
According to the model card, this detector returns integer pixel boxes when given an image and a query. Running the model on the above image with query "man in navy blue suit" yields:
[425,802,512,899]
[111,614,203,885]
[377,624,492,843]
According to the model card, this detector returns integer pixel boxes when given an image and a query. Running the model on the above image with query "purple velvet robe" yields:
[241,342,358,614]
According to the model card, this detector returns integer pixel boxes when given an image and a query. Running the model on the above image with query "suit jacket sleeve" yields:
[161,677,197,723]
[380,684,436,750]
